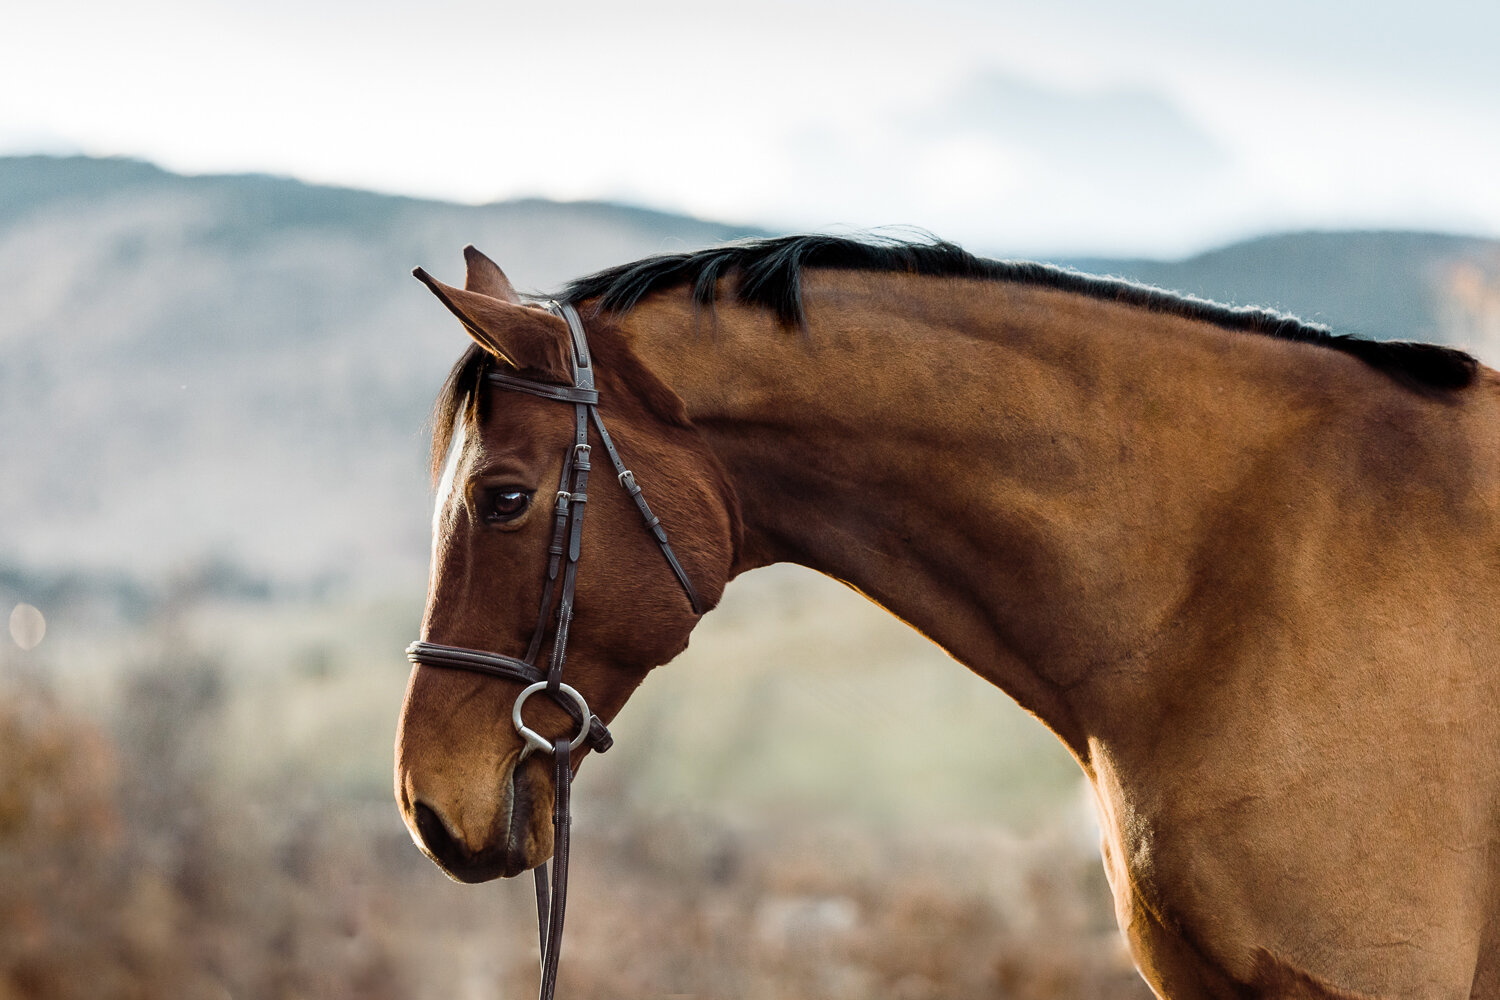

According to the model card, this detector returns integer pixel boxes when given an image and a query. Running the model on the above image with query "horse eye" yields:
[484,489,532,523]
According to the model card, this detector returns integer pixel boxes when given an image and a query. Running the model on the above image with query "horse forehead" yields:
[457,394,571,475]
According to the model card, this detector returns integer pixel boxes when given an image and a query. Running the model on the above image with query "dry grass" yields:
[539,814,1149,1000]
[0,669,402,1000]
[0,665,1149,1000]
[1,568,1152,998]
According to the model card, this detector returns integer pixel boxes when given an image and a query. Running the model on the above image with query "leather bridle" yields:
[405,301,703,1000]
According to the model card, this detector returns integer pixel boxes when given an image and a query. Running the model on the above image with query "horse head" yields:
[394,246,738,882]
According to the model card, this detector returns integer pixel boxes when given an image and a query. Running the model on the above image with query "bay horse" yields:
[394,235,1500,999]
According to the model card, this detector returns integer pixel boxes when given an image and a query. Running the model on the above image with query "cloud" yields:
[762,71,1240,257]
[915,72,1228,184]
[0,125,82,157]
[5,0,1495,257]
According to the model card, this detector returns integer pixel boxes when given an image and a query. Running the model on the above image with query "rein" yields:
[406,301,702,1000]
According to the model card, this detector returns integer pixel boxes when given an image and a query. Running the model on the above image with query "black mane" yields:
[562,233,1478,393]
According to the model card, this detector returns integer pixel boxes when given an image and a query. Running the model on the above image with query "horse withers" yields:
[395,236,1500,999]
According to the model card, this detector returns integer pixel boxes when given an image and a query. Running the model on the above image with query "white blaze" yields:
[432,420,467,555]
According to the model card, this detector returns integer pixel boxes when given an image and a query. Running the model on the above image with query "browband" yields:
[487,371,599,406]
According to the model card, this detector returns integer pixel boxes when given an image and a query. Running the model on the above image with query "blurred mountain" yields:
[0,155,767,589]
[3,155,1498,591]
[1069,231,1500,353]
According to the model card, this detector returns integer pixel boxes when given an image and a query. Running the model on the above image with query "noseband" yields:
[406,301,702,1000]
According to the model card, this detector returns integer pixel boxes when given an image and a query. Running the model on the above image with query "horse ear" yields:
[412,266,570,382]
[462,245,520,303]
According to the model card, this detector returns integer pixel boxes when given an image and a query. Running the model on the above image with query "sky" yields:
[4,0,1499,257]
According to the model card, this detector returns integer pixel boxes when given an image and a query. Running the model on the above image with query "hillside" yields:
[0,156,766,588]
[1071,230,1500,349]
[3,155,1497,592]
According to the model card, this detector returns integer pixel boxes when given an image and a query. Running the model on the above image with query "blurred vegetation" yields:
[0,663,400,1000]
[0,566,1151,999]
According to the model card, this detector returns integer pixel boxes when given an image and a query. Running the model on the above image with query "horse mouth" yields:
[409,759,551,883]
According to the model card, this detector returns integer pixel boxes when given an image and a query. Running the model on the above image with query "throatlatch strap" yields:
[588,407,705,615]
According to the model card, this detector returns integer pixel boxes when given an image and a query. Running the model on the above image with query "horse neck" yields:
[623,271,1369,755]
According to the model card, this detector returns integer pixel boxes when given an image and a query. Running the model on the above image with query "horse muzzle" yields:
[401,752,555,882]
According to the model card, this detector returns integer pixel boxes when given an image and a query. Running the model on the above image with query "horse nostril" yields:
[413,801,467,866]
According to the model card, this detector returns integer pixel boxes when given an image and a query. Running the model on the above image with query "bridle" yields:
[405,301,703,1000]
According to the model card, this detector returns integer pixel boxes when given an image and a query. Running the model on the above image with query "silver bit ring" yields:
[512,681,592,760]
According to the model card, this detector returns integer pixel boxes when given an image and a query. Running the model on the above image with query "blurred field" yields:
[1,565,1149,999]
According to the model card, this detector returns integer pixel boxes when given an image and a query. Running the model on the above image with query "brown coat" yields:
[396,240,1500,998]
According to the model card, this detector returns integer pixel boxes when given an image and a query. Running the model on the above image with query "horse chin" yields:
[494,757,556,878]
[407,754,555,883]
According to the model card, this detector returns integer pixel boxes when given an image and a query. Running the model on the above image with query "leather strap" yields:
[587,407,705,614]
[552,299,593,371]
[535,737,573,1000]
[525,452,579,666]
[465,305,702,613]
[487,371,599,406]
[405,641,613,752]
